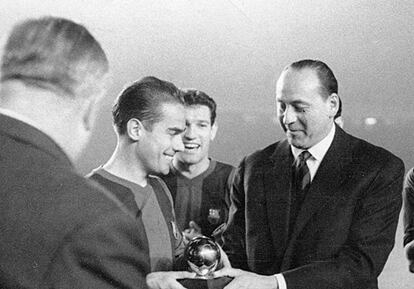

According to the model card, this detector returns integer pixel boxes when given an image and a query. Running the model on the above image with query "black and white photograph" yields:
[0,1,413,288]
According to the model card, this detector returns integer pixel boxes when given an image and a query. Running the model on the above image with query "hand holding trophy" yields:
[179,236,233,289]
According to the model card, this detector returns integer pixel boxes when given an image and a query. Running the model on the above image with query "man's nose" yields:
[283,106,297,125]
[184,125,196,139]
[172,135,185,152]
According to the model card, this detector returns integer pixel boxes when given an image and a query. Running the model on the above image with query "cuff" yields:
[275,273,287,289]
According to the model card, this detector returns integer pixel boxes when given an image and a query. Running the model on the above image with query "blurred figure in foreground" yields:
[0,17,149,288]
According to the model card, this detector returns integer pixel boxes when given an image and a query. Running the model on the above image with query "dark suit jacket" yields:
[222,126,404,289]
[403,167,414,246]
[0,114,150,289]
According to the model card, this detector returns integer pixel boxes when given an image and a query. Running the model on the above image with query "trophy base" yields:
[178,276,233,289]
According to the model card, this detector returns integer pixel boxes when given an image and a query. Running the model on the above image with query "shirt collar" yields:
[291,124,336,161]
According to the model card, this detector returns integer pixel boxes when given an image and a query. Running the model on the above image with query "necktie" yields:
[289,150,312,235]
[295,150,312,193]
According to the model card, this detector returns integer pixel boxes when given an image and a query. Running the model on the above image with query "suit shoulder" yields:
[243,142,281,166]
[349,134,404,172]
[60,171,125,212]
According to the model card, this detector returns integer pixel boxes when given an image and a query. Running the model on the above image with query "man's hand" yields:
[146,271,196,289]
[218,244,232,269]
[405,240,414,273]
[213,268,278,289]
[183,221,203,241]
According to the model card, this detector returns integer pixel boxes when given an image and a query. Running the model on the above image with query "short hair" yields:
[181,89,217,125]
[113,76,183,135]
[288,59,338,98]
[1,16,109,96]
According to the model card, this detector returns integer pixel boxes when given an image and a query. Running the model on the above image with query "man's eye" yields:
[294,106,307,113]
[168,130,180,136]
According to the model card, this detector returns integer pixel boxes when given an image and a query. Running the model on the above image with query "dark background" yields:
[1,1,413,287]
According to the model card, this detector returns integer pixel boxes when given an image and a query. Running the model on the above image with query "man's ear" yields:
[81,80,107,132]
[327,93,339,118]
[210,122,218,141]
[126,118,145,141]
[82,97,98,132]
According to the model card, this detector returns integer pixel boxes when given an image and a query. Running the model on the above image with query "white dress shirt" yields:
[291,124,336,182]
[275,124,336,289]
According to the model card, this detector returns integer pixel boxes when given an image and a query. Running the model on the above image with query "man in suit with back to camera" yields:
[161,89,235,243]
[87,76,197,289]
[216,59,404,289]
[0,16,154,288]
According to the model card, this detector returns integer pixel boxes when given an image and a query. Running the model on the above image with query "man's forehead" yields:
[185,105,212,118]
[276,68,322,98]
[278,67,319,86]
[157,102,185,121]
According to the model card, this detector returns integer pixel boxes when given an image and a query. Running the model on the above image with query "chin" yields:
[288,138,306,149]
[162,167,171,175]
[154,165,169,176]
[180,155,201,165]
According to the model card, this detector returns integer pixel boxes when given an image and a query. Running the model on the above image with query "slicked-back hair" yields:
[181,89,217,125]
[1,16,109,96]
[113,76,183,135]
[288,59,338,98]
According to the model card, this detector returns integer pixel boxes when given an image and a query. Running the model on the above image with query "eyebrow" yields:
[196,120,210,124]
[277,99,310,106]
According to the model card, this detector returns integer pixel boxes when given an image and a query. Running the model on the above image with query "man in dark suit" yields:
[216,59,404,289]
[0,17,153,288]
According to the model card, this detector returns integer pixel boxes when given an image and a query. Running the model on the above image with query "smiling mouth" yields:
[184,143,200,150]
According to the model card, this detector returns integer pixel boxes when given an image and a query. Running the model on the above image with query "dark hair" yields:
[181,89,217,125]
[112,76,183,135]
[1,16,108,96]
[288,59,338,98]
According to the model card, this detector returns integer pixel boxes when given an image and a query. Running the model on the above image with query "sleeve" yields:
[173,229,188,271]
[43,211,150,289]
[283,157,405,289]
[403,168,414,272]
[275,274,287,289]
[403,168,414,246]
[154,176,187,270]
[223,167,237,223]
[221,158,249,270]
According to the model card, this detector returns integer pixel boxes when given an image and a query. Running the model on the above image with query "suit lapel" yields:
[282,127,353,266]
[265,140,293,256]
